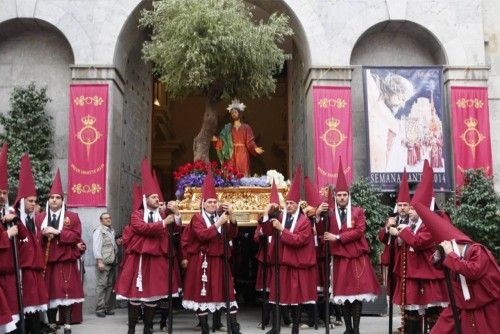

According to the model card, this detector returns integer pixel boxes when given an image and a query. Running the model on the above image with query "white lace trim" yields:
[332,293,378,304]
[268,300,316,305]
[49,298,84,308]
[182,300,238,313]
[116,290,181,302]
[0,318,17,333]
[24,304,48,314]
[403,302,449,312]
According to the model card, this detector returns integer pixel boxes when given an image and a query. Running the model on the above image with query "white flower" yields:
[266,170,287,187]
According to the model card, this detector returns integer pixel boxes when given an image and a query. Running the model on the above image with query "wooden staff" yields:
[387,215,399,334]
[434,245,461,334]
[273,226,280,334]
[221,217,232,334]
[261,229,268,330]
[5,213,25,334]
[388,235,396,334]
[400,244,408,334]
[322,210,331,334]
[168,222,174,334]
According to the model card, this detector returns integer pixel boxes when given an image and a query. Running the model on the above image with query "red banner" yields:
[313,86,353,189]
[67,84,108,206]
[450,87,493,187]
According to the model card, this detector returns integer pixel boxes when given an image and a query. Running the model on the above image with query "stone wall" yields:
[0,19,73,176]
[1,0,499,311]
[483,0,500,190]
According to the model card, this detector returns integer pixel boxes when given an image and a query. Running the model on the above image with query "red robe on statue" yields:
[215,123,258,176]
[115,209,181,301]
[260,212,317,305]
[182,213,238,312]
[431,243,500,334]
[36,211,84,308]
[321,206,380,303]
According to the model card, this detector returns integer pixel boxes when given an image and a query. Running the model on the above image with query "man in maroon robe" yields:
[0,143,19,333]
[415,203,500,334]
[260,167,317,334]
[3,154,49,334]
[378,169,410,276]
[36,169,84,334]
[390,161,448,333]
[318,159,380,334]
[181,171,240,334]
[115,159,181,334]
[213,99,264,176]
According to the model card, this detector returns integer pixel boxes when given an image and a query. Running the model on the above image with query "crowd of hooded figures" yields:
[1,140,498,334]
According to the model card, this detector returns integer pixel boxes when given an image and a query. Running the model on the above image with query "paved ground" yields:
[70,306,399,333]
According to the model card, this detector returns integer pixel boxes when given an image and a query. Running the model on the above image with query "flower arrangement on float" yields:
[173,161,288,199]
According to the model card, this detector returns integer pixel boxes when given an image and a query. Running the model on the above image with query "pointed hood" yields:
[152,170,164,203]
[396,169,411,203]
[411,160,435,209]
[49,169,64,197]
[286,165,302,203]
[269,179,280,205]
[414,203,472,243]
[202,170,217,201]
[132,183,142,211]
[304,176,322,208]
[14,153,37,207]
[141,159,158,197]
[0,144,8,191]
[335,157,349,193]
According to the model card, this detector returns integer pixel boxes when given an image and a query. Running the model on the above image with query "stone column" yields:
[70,64,126,311]
[443,66,490,190]
[303,66,354,181]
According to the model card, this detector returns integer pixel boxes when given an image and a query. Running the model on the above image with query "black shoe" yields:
[41,323,57,334]
[64,328,72,334]
[96,311,106,318]
[105,309,115,315]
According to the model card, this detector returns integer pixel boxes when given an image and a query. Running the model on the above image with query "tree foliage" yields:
[350,178,391,265]
[444,169,500,260]
[0,83,54,204]
[139,0,293,101]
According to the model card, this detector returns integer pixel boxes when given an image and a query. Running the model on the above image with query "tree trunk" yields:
[193,95,219,162]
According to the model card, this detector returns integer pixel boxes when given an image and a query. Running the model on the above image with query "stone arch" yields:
[350,20,448,66]
[112,0,314,74]
[349,20,448,179]
[0,0,92,63]
[0,18,75,175]
[112,0,315,182]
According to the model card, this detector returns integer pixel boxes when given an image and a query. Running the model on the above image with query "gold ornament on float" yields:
[460,117,485,160]
[76,115,102,159]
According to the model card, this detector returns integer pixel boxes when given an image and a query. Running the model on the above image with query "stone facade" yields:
[1,0,499,309]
